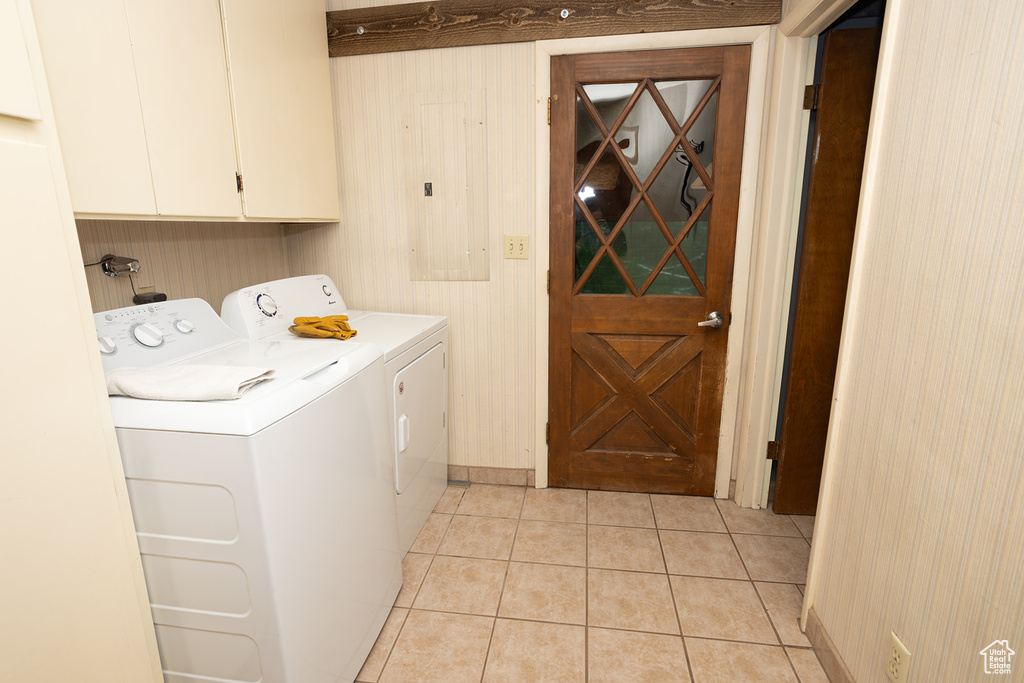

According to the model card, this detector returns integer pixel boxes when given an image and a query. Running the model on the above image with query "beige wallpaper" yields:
[808,0,1024,680]
[287,31,537,468]
[77,219,292,314]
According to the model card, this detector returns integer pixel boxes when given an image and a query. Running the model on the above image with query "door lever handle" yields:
[697,311,725,328]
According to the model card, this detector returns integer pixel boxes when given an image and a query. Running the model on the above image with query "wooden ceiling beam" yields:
[326,1,781,57]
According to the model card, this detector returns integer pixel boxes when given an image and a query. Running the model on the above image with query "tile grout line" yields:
[781,643,806,683]
[370,486,464,682]
[721,497,812,678]
[372,500,452,682]
[584,490,589,682]
[364,606,410,683]
[750,577,786,648]
[477,483,525,682]
[655,498,696,683]
[720,503,790,651]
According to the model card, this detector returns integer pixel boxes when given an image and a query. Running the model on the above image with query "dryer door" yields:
[394,343,446,494]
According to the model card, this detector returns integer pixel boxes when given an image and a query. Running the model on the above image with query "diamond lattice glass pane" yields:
[680,203,710,287]
[575,204,629,293]
[655,79,714,128]
[582,82,640,132]
[578,253,631,294]
[616,87,677,186]
[614,219,671,293]
[647,144,701,236]
[576,143,635,229]
[575,92,602,184]
[685,89,718,199]
[648,202,709,296]
[648,254,698,296]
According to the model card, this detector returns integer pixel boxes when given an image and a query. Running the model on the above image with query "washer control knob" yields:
[256,293,278,317]
[132,323,164,347]
[174,319,195,334]
[97,336,117,354]
[322,284,333,297]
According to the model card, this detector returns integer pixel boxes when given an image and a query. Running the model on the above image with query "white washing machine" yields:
[94,299,401,683]
[222,274,448,553]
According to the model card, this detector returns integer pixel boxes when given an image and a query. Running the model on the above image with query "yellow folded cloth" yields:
[288,315,358,340]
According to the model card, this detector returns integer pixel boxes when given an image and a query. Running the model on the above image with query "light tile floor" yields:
[357,484,827,683]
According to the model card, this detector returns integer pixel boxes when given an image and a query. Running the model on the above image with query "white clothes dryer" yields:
[94,299,401,683]
[222,275,448,553]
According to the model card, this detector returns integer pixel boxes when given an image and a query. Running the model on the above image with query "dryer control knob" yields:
[97,336,117,354]
[132,323,164,347]
[322,284,333,297]
[256,293,278,317]
[174,319,195,334]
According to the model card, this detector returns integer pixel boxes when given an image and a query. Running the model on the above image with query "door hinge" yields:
[546,269,550,295]
[766,440,780,461]
[803,84,820,111]
[547,97,551,125]
[546,422,550,445]
[236,172,244,192]
[443,412,446,428]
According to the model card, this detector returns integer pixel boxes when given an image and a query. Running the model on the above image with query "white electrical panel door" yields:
[406,90,489,281]
[394,344,446,494]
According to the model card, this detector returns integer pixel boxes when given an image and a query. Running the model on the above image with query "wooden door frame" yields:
[532,1,861,499]
[533,26,770,497]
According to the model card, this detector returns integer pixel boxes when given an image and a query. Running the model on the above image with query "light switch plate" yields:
[504,234,529,259]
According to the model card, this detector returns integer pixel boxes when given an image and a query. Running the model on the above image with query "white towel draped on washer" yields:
[106,365,275,401]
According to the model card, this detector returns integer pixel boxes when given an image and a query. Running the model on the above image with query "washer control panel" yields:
[221,274,347,340]
[93,299,240,370]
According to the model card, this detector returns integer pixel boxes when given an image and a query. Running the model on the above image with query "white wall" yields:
[805,0,1024,679]
[287,24,537,469]
[0,0,161,679]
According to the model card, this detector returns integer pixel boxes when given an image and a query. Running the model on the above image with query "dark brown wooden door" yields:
[773,28,882,514]
[549,47,750,495]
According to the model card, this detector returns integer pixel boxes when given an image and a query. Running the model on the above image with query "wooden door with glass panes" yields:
[548,46,750,495]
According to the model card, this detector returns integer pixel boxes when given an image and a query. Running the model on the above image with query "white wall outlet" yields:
[504,234,529,259]
[887,631,912,681]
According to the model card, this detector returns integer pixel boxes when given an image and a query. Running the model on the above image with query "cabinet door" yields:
[221,0,297,220]
[222,0,340,221]
[124,0,241,217]
[31,0,157,215]
[0,0,41,120]
[283,0,340,221]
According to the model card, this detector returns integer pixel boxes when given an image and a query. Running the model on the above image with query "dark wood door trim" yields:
[548,46,750,495]
[773,27,882,514]
[548,53,577,489]
[326,1,781,57]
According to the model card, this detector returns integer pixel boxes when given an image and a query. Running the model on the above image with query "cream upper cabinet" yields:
[0,0,41,120]
[32,0,157,216]
[32,0,340,222]
[124,0,241,218]
[221,0,340,221]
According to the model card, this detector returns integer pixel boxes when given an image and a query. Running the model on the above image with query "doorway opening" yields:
[769,0,886,514]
